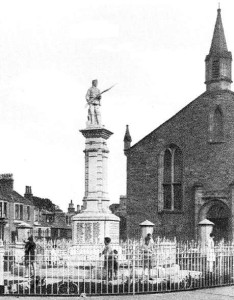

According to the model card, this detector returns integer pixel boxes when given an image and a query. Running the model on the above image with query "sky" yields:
[0,0,233,211]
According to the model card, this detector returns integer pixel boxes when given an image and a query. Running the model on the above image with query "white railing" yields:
[0,239,234,295]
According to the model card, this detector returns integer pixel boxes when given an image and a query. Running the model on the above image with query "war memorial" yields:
[72,79,120,255]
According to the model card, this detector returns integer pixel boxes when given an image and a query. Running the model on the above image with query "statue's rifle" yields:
[87,84,116,105]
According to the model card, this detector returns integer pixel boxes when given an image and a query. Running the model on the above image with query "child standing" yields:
[99,237,115,280]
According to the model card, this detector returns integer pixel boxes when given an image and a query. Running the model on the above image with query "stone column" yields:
[80,128,113,211]
[198,219,214,255]
[140,220,155,240]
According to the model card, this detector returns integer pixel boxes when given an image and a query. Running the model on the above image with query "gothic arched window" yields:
[160,145,183,211]
[213,106,224,141]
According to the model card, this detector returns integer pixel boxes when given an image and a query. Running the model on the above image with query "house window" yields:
[66,215,71,225]
[33,227,38,237]
[4,202,7,217]
[34,209,39,222]
[160,145,183,211]
[0,202,8,218]
[27,206,31,221]
[15,204,23,220]
[46,215,54,223]
[46,228,51,237]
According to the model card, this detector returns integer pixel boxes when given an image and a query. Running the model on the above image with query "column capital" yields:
[80,128,113,140]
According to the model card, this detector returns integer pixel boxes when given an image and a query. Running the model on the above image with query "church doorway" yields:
[199,200,231,241]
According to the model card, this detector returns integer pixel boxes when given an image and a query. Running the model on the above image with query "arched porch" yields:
[199,199,231,241]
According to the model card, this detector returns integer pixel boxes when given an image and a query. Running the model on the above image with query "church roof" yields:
[209,9,228,54]
[128,89,234,151]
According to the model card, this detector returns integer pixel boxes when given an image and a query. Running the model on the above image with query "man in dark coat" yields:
[24,235,36,277]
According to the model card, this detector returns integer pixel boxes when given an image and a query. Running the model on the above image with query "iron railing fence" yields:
[1,240,234,295]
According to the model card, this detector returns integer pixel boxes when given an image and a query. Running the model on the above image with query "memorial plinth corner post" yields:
[72,84,120,248]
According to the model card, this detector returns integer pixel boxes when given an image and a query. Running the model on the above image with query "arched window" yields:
[213,106,224,141]
[160,145,183,211]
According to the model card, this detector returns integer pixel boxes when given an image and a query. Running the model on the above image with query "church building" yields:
[124,8,234,241]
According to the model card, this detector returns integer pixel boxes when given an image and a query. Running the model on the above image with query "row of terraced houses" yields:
[0,174,79,242]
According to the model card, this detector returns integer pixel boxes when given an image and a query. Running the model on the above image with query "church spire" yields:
[205,8,232,91]
[209,8,227,54]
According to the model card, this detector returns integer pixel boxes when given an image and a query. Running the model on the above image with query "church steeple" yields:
[205,8,232,91]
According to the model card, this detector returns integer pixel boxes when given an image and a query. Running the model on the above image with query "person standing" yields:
[24,236,36,277]
[142,233,154,280]
[206,232,215,273]
[99,237,114,280]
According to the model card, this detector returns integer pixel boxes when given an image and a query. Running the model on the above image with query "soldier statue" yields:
[86,79,102,126]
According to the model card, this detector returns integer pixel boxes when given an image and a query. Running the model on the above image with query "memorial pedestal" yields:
[72,210,120,259]
[72,122,120,255]
[72,211,119,246]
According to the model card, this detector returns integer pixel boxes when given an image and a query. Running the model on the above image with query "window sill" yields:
[159,210,184,214]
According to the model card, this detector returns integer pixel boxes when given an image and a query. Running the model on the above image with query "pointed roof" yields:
[198,219,214,226]
[209,8,228,54]
[124,125,132,142]
[139,220,155,227]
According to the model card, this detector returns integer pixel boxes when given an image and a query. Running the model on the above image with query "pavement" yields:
[1,286,234,300]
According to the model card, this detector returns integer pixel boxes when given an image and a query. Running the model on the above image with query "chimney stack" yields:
[24,186,33,199]
[68,200,75,213]
[0,174,14,195]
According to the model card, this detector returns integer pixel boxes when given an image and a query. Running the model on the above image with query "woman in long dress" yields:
[206,232,215,273]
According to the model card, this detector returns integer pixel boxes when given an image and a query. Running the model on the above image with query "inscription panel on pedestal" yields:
[77,223,85,244]
[76,221,100,244]
[109,221,119,244]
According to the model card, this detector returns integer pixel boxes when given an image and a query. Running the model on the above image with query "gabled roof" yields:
[128,89,234,151]
[0,190,34,205]
[11,190,34,206]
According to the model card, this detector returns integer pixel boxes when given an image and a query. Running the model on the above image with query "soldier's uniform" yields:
[86,86,101,125]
